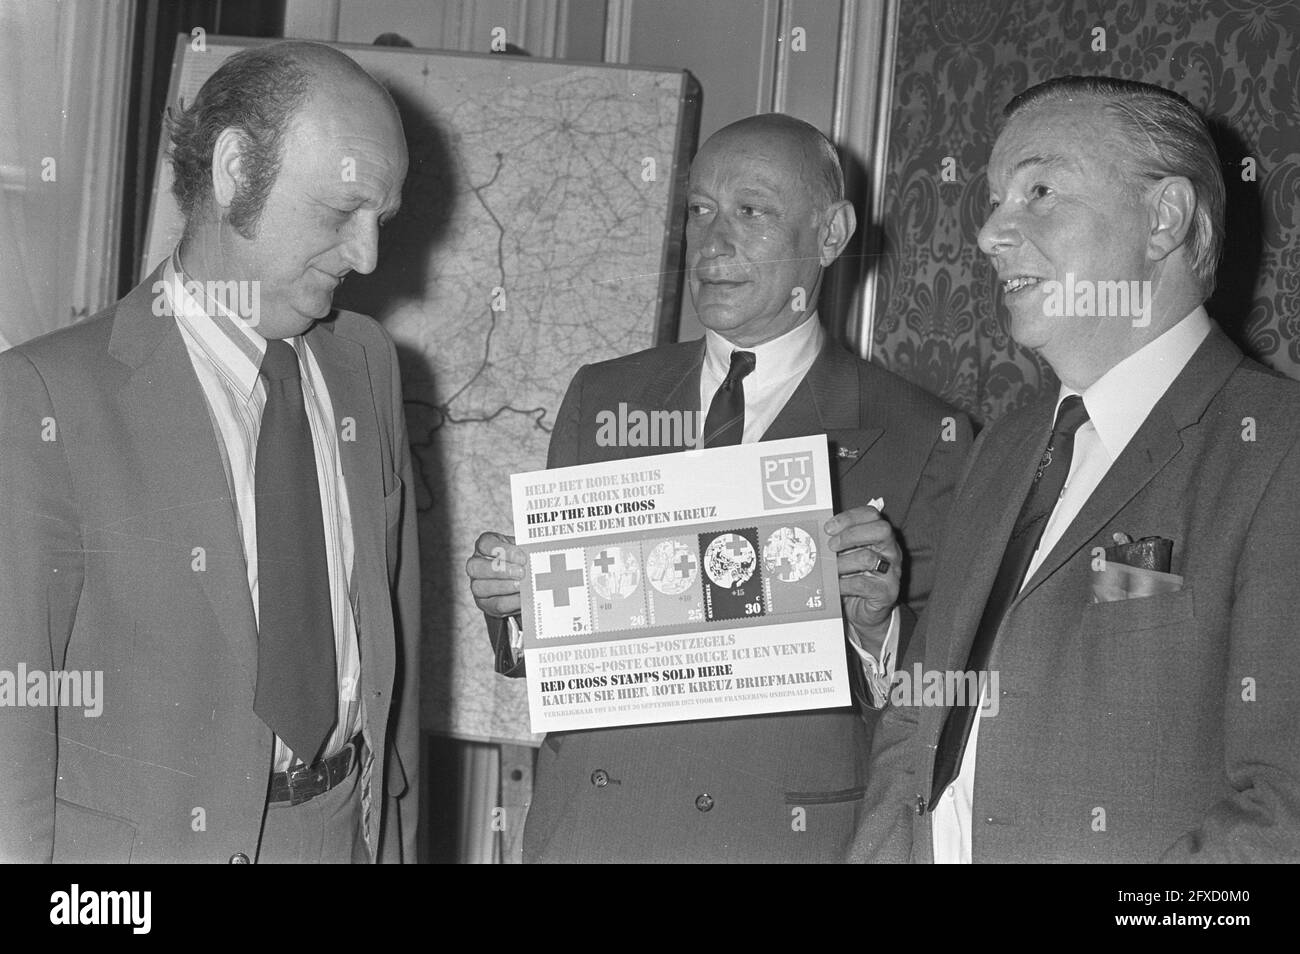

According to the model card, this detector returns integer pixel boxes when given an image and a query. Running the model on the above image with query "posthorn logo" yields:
[760,452,815,509]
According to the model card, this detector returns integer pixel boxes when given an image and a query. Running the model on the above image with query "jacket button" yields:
[590,769,609,787]
[229,852,250,864]
[695,793,714,812]
[913,795,926,815]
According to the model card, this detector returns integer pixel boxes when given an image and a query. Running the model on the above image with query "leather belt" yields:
[268,733,364,806]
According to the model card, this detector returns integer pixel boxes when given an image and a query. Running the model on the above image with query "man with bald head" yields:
[468,113,972,862]
[0,41,420,862]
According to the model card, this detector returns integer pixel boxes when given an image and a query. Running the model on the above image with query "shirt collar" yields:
[165,246,269,400]
[1058,305,1212,461]
[703,313,824,384]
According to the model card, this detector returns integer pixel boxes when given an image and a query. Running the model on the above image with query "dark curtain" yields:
[117,0,284,298]
[873,0,1300,424]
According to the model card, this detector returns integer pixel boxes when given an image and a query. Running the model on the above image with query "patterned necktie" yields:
[929,394,1090,803]
[253,339,337,765]
[703,350,757,447]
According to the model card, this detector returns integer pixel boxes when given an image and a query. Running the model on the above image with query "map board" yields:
[144,36,699,744]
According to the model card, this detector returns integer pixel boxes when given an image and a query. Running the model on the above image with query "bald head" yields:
[701,114,845,212]
[168,40,401,238]
[685,113,855,346]
[280,41,402,114]
[276,39,378,82]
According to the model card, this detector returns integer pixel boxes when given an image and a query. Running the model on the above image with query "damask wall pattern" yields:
[872,0,1299,424]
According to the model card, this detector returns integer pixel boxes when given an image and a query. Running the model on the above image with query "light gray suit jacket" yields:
[853,326,1300,862]
[0,266,421,863]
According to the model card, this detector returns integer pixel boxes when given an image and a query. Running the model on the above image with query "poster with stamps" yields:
[510,435,849,732]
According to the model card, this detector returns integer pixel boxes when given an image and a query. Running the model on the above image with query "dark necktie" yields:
[929,394,1090,803]
[703,350,757,447]
[253,339,337,765]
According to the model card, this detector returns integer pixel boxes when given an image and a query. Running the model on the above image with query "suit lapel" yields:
[763,342,883,484]
[303,320,373,520]
[1014,410,1182,605]
[302,320,391,681]
[621,340,704,459]
[645,339,704,421]
[940,400,1053,672]
[109,268,258,687]
[1015,326,1243,605]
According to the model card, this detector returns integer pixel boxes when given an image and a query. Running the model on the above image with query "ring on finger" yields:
[865,555,891,575]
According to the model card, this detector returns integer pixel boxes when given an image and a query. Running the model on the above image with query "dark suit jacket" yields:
[0,267,421,863]
[491,336,971,862]
[853,326,1300,863]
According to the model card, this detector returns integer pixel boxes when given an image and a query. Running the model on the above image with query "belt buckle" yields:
[285,759,326,807]
[281,735,360,806]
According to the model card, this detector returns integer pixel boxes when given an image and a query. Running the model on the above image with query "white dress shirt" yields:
[932,306,1212,862]
[697,312,823,441]
[163,250,363,771]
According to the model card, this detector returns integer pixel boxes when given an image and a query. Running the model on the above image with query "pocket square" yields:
[868,497,885,512]
[1091,562,1183,603]
[1094,533,1179,601]
[1104,534,1173,572]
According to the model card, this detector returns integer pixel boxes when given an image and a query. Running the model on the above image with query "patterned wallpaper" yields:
[872,0,1300,424]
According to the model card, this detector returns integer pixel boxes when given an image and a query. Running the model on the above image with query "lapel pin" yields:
[837,447,859,460]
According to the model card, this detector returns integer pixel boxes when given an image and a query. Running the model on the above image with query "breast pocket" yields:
[1077,585,1195,636]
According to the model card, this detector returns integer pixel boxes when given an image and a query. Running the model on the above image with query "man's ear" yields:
[1147,176,1196,264]
[210,127,247,210]
[819,199,856,267]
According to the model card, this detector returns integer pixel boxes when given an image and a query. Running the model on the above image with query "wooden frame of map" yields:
[142,36,700,745]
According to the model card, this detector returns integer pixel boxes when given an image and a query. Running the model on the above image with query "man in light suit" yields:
[0,42,420,863]
[468,114,972,862]
[854,76,1300,863]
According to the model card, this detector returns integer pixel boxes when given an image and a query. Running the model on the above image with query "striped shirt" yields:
[163,249,362,772]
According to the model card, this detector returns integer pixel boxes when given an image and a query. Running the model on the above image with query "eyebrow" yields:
[335,188,402,218]
[338,189,377,205]
[687,184,782,201]
[1007,153,1073,175]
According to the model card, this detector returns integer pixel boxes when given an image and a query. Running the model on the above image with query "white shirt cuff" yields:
[846,608,900,708]
[506,613,524,664]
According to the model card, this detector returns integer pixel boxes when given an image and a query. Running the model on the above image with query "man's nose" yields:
[977,205,1021,259]
[693,213,736,260]
[342,214,381,275]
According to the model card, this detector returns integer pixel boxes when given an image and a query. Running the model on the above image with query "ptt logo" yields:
[760,452,815,509]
